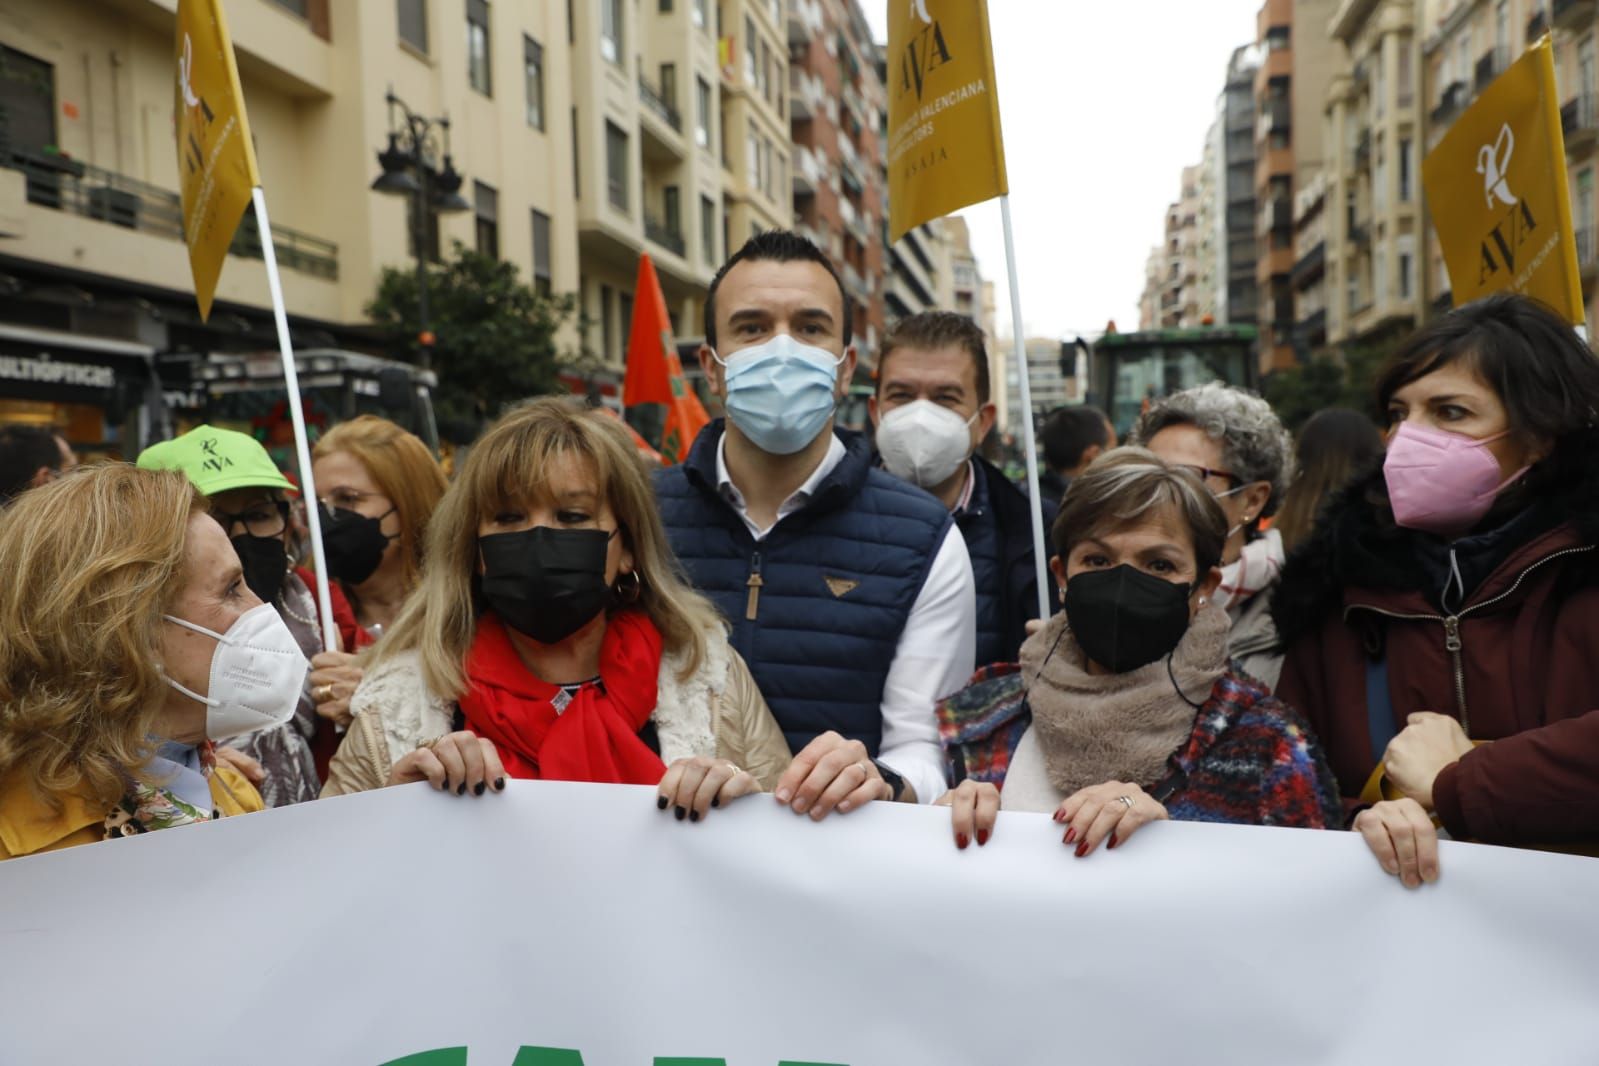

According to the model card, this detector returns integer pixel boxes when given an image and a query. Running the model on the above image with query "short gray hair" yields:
[1130,382,1293,524]
[1051,447,1228,577]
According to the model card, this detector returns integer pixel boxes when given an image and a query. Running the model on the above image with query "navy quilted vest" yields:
[655,422,952,755]
[955,465,1008,670]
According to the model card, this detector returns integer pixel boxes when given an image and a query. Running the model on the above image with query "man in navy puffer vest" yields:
[869,312,1046,670]
[655,231,976,816]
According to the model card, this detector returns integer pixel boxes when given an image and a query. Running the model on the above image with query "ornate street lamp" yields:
[371,88,471,371]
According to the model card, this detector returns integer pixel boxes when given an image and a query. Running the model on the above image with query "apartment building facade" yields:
[1324,0,1427,349]
[789,0,886,364]
[1222,45,1260,330]
[718,0,790,250]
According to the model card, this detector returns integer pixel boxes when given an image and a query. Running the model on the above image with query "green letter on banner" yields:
[511,1050,587,1066]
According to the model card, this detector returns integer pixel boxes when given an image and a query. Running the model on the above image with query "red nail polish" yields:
[956,833,969,850]
[1108,833,1119,850]
[976,829,989,846]
[1075,840,1089,858]
[1051,810,1063,823]
[1064,827,1076,844]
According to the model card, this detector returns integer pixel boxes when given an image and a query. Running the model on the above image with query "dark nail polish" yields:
[493,777,505,792]
[474,781,486,796]
[977,829,989,846]
[1108,833,1119,850]
[455,782,466,796]
[674,805,686,821]
[656,795,669,810]
[689,809,700,822]
[1064,827,1077,844]
[1075,840,1090,858]
[956,833,969,850]
[711,796,720,809]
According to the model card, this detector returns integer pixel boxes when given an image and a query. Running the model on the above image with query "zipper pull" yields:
[745,551,764,621]
[1443,616,1462,652]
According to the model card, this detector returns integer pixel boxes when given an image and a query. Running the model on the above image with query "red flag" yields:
[622,254,708,464]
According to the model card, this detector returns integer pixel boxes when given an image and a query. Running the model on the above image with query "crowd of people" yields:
[1,229,1595,895]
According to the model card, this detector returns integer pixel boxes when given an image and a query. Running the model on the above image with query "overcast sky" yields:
[862,1,1265,341]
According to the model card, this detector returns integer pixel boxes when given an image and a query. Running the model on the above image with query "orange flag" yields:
[622,254,709,464]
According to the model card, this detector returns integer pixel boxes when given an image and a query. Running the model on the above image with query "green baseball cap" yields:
[137,424,297,497]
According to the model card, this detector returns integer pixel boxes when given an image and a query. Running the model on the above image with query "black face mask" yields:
[319,503,396,586]
[478,527,615,645]
[1063,564,1192,674]
[232,534,288,606]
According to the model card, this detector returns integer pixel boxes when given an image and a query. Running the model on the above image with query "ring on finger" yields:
[724,763,743,777]
[1116,795,1135,810]
[314,683,333,702]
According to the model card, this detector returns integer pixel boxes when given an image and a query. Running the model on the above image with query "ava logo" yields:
[899,4,952,101]
[178,32,218,177]
[179,35,201,109]
[1475,120,1539,286]
[1476,123,1518,210]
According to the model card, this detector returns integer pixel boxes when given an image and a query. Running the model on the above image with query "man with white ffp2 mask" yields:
[870,311,1045,669]
[655,231,976,816]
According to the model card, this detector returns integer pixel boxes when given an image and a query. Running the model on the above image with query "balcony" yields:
[1553,0,1596,31]
[841,262,872,302]
[1475,47,1509,93]
[2,148,337,279]
[643,215,686,258]
[638,77,682,133]
[1261,196,1292,235]
[792,144,825,197]
[1562,93,1599,153]
[1354,127,1372,169]
[1292,240,1326,288]
[1262,96,1291,137]
[1352,61,1369,95]
[1528,6,1549,40]
[1431,80,1469,125]
[1578,226,1598,279]
[1293,307,1328,348]
[1349,221,1370,247]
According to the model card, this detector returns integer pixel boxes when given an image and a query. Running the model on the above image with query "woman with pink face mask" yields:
[1272,293,1599,887]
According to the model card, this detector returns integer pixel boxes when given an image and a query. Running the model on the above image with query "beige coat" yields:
[322,622,791,796]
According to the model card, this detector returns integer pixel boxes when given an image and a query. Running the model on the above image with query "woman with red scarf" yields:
[323,399,793,818]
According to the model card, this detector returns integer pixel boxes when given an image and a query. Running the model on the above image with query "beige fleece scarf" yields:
[1018,603,1231,796]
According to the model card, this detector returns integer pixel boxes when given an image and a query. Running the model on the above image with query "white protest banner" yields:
[1,781,1596,1064]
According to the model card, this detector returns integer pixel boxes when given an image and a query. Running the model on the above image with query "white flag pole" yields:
[250,186,339,652]
[999,194,1052,622]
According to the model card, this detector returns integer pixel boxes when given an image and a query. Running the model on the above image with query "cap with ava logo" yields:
[136,424,297,498]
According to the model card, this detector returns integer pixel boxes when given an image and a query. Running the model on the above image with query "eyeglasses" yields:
[319,488,390,512]
[1172,464,1241,490]
[212,499,290,539]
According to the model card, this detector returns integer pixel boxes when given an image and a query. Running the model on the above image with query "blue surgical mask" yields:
[714,333,844,455]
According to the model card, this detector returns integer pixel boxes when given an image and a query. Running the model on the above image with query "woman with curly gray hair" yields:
[1131,383,1294,688]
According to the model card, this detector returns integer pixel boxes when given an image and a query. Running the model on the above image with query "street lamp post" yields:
[370,88,471,372]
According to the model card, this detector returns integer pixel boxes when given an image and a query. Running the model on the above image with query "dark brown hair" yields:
[877,311,991,404]
[1051,447,1228,577]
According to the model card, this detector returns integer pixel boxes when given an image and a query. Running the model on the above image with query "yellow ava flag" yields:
[1423,37,1584,323]
[886,0,1008,243]
[174,0,262,321]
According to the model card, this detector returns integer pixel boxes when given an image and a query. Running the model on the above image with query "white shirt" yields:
[715,433,977,805]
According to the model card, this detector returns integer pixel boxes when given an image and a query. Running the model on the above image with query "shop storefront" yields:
[0,323,163,460]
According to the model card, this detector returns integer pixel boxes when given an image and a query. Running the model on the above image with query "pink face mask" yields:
[1383,422,1529,536]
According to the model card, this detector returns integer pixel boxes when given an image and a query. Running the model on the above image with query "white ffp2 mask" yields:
[163,604,309,741]
[875,399,977,489]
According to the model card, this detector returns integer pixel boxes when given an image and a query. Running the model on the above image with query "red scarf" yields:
[458,611,667,784]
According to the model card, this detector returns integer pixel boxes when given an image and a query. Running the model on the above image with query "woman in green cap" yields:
[138,424,360,806]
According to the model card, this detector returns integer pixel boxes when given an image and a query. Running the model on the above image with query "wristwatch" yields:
[872,759,905,802]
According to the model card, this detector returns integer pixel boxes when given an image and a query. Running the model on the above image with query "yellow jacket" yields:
[0,766,263,861]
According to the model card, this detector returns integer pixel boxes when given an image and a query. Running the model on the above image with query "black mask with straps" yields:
[1062,565,1193,674]
[318,503,398,586]
[232,534,289,607]
[478,526,618,645]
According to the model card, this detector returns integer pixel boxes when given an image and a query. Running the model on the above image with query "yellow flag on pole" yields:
[886,0,1008,243]
[1422,37,1584,323]
[174,0,262,322]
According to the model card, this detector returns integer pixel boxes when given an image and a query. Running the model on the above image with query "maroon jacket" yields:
[1274,478,1599,846]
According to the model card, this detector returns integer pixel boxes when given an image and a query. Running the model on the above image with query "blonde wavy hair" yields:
[374,397,725,698]
[0,465,206,808]
[313,415,448,590]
